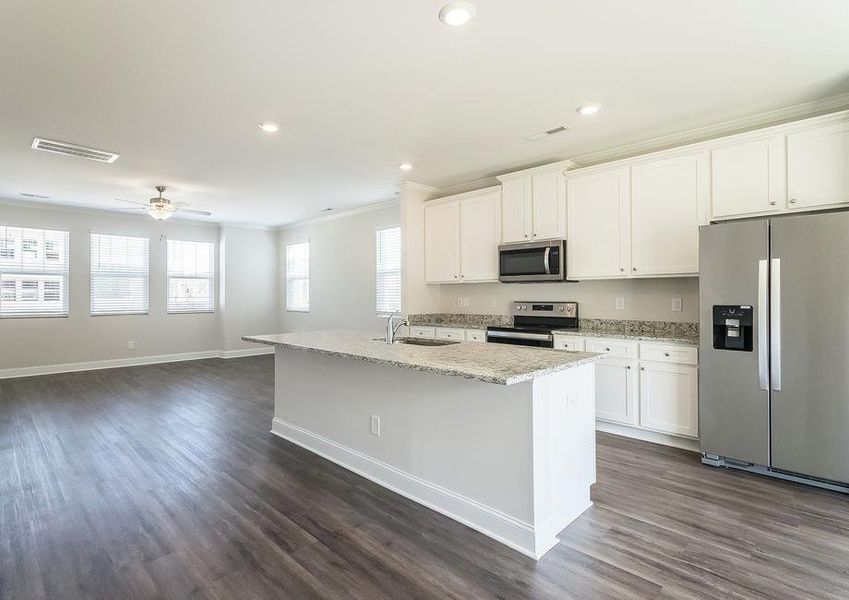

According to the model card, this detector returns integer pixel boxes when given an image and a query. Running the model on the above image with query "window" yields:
[167,239,215,313]
[286,241,309,312]
[90,233,149,315]
[376,226,401,315]
[0,226,70,318]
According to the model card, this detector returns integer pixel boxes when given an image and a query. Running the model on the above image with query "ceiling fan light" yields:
[148,205,175,221]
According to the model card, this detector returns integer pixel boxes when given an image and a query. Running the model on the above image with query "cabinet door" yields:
[595,358,639,426]
[639,362,698,437]
[531,171,565,240]
[460,190,500,281]
[630,153,707,276]
[424,201,460,283]
[566,168,630,279]
[711,135,785,219]
[501,179,531,243]
[787,121,849,210]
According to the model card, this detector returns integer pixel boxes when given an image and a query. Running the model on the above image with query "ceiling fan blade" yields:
[176,208,212,216]
[112,207,147,211]
[115,197,148,206]
[171,201,191,207]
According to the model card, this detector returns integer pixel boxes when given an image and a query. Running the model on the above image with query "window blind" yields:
[0,226,70,318]
[376,226,401,315]
[167,239,215,313]
[90,233,149,315]
[286,241,309,312]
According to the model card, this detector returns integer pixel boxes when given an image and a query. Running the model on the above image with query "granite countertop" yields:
[551,328,699,346]
[243,330,603,386]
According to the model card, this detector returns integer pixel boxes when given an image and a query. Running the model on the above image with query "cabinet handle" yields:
[641,367,645,371]
[605,347,610,351]
[769,201,776,206]
[664,352,670,357]
[626,366,631,370]
[620,267,625,272]
[790,198,797,204]
[632,267,637,272]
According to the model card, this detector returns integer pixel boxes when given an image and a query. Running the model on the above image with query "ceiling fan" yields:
[114,185,212,221]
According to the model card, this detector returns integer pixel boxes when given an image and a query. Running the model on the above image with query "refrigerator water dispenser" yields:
[712,305,753,351]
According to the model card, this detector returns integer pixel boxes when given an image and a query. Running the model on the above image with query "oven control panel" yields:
[511,301,577,318]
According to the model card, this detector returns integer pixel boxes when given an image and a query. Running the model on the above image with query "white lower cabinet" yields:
[639,362,699,438]
[554,335,699,441]
[595,358,639,426]
[435,327,465,341]
[409,326,436,339]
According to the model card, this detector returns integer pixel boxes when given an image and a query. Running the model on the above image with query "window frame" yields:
[165,238,216,314]
[0,225,71,319]
[89,232,151,317]
[375,226,402,317]
[285,240,310,313]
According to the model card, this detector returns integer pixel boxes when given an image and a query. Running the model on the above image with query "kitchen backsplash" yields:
[408,313,699,338]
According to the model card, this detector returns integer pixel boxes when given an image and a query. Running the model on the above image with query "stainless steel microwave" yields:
[498,239,566,282]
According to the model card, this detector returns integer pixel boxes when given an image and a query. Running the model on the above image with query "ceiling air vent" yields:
[31,137,120,163]
[525,124,571,142]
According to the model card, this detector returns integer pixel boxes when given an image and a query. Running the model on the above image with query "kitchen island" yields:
[243,330,603,559]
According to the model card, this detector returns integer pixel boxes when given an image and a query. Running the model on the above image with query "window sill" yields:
[286,308,309,313]
[167,310,215,315]
[90,312,150,317]
[0,313,69,319]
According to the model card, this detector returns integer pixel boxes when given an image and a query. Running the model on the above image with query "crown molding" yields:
[397,180,439,194]
[277,198,399,231]
[496,159,579,182]
[570,92,849,167]
[430,176,501,200]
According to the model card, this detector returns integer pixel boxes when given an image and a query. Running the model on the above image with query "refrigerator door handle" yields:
[758,259,769,391]
[770,258,782,391]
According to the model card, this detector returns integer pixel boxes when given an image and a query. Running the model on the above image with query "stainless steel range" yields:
[486,301,578,348]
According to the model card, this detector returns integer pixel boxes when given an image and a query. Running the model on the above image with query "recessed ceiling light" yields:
[577,104,601,116]
[438,2,476,26]
[258,122,279,133]
[399,163,413,171]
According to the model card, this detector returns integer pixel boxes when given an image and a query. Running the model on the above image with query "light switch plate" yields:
[672,298,683,312]
[370,415,381,436]
[615,297,625,311]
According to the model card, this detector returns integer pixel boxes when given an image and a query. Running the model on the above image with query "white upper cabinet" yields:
[531,172,566,240]
[566,168,630,279]
[459,189,501,282]
[498,166,568,243]
[424,200,461,283]
[424,187,501,284]
[787,121,849,210]
[500,179,530,243]
[630,153,707,277]
[711,135,786,219]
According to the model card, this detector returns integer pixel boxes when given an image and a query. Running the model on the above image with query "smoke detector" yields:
[31,137,120,163]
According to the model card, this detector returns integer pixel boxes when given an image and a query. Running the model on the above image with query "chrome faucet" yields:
[385,310,408,344]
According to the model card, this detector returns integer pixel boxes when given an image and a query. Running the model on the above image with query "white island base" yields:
[269,347,596,560]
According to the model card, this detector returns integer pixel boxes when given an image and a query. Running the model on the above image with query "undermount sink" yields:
[373,337,461,347]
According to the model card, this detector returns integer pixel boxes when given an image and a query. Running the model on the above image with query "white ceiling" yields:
[1,0,848,225]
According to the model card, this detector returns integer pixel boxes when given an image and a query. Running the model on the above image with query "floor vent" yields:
[31,137,120,163]
[526,124,571,142]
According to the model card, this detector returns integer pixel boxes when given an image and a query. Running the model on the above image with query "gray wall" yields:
[278,204,401,333]
[0,202,278,370]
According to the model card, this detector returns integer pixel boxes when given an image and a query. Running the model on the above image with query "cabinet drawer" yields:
[435,327,465,341]
[465,329,486,342]
[409,326,436,339]
[553,336,586,351]
[640,343,698,365]
[585,338,638,359]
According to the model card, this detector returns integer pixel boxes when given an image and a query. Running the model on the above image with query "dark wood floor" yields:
[2,357,849,599]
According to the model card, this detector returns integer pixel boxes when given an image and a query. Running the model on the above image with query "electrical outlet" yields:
[488,297,496,309]
[615,297,625,311]
[127,341,135,349]
[370,415,381,437]
[672,298,683,312]
[461,297,470,308]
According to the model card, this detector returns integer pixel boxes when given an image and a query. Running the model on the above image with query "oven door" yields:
[486,328,554,348]
[499,240,565,282]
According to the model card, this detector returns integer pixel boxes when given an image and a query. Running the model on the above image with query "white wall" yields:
[278,203,400,333]
[219,225,279,352]
[437,278,700,322]
[0,201,278,371]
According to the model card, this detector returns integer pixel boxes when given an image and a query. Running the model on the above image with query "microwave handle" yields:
[543,247,551,275]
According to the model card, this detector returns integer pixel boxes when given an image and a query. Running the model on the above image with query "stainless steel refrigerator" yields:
[700,211,849,491]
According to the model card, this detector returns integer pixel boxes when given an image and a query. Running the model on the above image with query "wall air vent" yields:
[525,124,571,142]
[31,137,120,163]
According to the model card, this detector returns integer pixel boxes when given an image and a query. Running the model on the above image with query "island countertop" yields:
[243,330,603,385]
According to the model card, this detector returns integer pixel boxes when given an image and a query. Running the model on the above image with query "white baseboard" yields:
[219,347,274,359]
[0,346,273,379]
[270,417,544,559]
[596,420,700,452]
